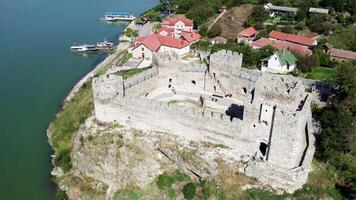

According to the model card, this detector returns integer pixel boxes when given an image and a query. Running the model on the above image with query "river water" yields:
[0,0,157,199]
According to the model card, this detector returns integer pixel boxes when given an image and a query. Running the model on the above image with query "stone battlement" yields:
[92,49,315,193]
[124,67,159,90]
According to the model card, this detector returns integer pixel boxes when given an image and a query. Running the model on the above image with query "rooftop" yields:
[251,38,312,56]
[269,31,316,46]
[264,3,298,13]
[309,7,329,14]
[238,27,257,37]
[276,49,297,65]
[133,34,190,52]
[330,48,356,60]
[162,17,194,26]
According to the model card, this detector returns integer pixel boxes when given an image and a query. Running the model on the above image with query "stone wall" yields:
[95,96,258,154]
[92,50,316,193]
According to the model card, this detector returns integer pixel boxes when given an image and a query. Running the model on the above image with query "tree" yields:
[296,54,318,73]
[313,61,356,199]
[257,45,275,60]
[207,24,222,38]
[199,24,209,37]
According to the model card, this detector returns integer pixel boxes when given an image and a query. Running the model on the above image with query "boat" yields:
[95,39,114,50]
[100,12,136,22]
[70,44,98,52]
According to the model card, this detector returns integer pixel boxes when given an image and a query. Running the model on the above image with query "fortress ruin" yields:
[92,50,315,193]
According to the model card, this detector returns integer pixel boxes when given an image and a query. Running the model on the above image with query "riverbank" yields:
[47,19,141,198]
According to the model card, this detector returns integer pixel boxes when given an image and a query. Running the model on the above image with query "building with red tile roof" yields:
[162,17,194,27]
[250,37,312,56]
[181,31,201,43]
[161,17,194,38]
[238,27,257,43]
[324,44,356,62]
[269,31,317,47]
[131,33,191,59]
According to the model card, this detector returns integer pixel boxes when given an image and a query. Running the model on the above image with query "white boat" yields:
[100,12,136,21]
[70,44,97,52]
[95,40,114,50]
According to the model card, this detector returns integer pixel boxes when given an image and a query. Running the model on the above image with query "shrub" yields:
[207,24,222,38]
[156,173,176,189]
[54,148,72,172]
[182,182,197,200]
[56,189,68,200]
[199,24,209,37]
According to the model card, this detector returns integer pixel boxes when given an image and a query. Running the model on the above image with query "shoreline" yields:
[64,22,134,102]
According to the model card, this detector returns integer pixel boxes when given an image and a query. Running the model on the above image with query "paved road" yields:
[138,22,154,36]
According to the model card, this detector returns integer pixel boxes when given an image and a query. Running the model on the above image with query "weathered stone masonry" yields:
[92,50,315,193]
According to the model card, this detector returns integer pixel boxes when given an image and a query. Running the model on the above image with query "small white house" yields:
[261,49,297,73]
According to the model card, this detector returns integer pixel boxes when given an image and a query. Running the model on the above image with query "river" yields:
[0,0,158,199]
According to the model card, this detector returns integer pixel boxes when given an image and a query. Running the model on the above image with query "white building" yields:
[261,49,297,73]
[130,33,191,59]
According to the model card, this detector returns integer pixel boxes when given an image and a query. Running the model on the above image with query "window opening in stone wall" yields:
[259,142,268,157]
[242,87,247,94]
[191,80,196,85]
[169,78,172,83]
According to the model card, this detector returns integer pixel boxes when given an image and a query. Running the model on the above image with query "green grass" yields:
[156,171,189,189]
[120,52,133,65]
[307,67,334,80]
[49,82,94,172]
[95,50,129,77]
[182,182,197,200]
[115,67,151,80]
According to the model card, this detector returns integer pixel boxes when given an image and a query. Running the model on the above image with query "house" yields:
[130,34,191,59]
[210,36,227,44]
[323,43,356,62]
[160,17,194,38]
[237,27,257,44]
[264,3,297,17]
[251,37,312,56]
[264,3,329,17]
[309,7,329,14]
[269,31,317,47]
[261,49,297,73]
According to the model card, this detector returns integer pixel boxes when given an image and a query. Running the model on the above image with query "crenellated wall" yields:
[92,50,316,193]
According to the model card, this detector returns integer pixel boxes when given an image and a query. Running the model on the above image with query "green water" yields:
[0,0,157,199]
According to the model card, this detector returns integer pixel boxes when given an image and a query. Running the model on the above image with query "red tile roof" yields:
[162,17,194,26]
[239,27,257,37]
[269,31,316,46]
[134,34,161,52]
[157,34,190,49]
[330,48,356,60]
[133,34,190,52]
[251,38,312,56]
[158,27,175,36]
[181,31,201,43]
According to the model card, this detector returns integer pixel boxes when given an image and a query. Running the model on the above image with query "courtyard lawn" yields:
[307,67,334,80]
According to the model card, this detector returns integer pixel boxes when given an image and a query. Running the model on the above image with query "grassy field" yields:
[307,67,334,80]
[49,82,94,172]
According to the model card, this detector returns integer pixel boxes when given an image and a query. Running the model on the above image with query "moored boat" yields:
[95,40,114,50]
[100,12,136,22]
[70,44,97,52]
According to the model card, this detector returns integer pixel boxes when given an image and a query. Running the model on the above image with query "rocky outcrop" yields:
[53,116,255,199]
